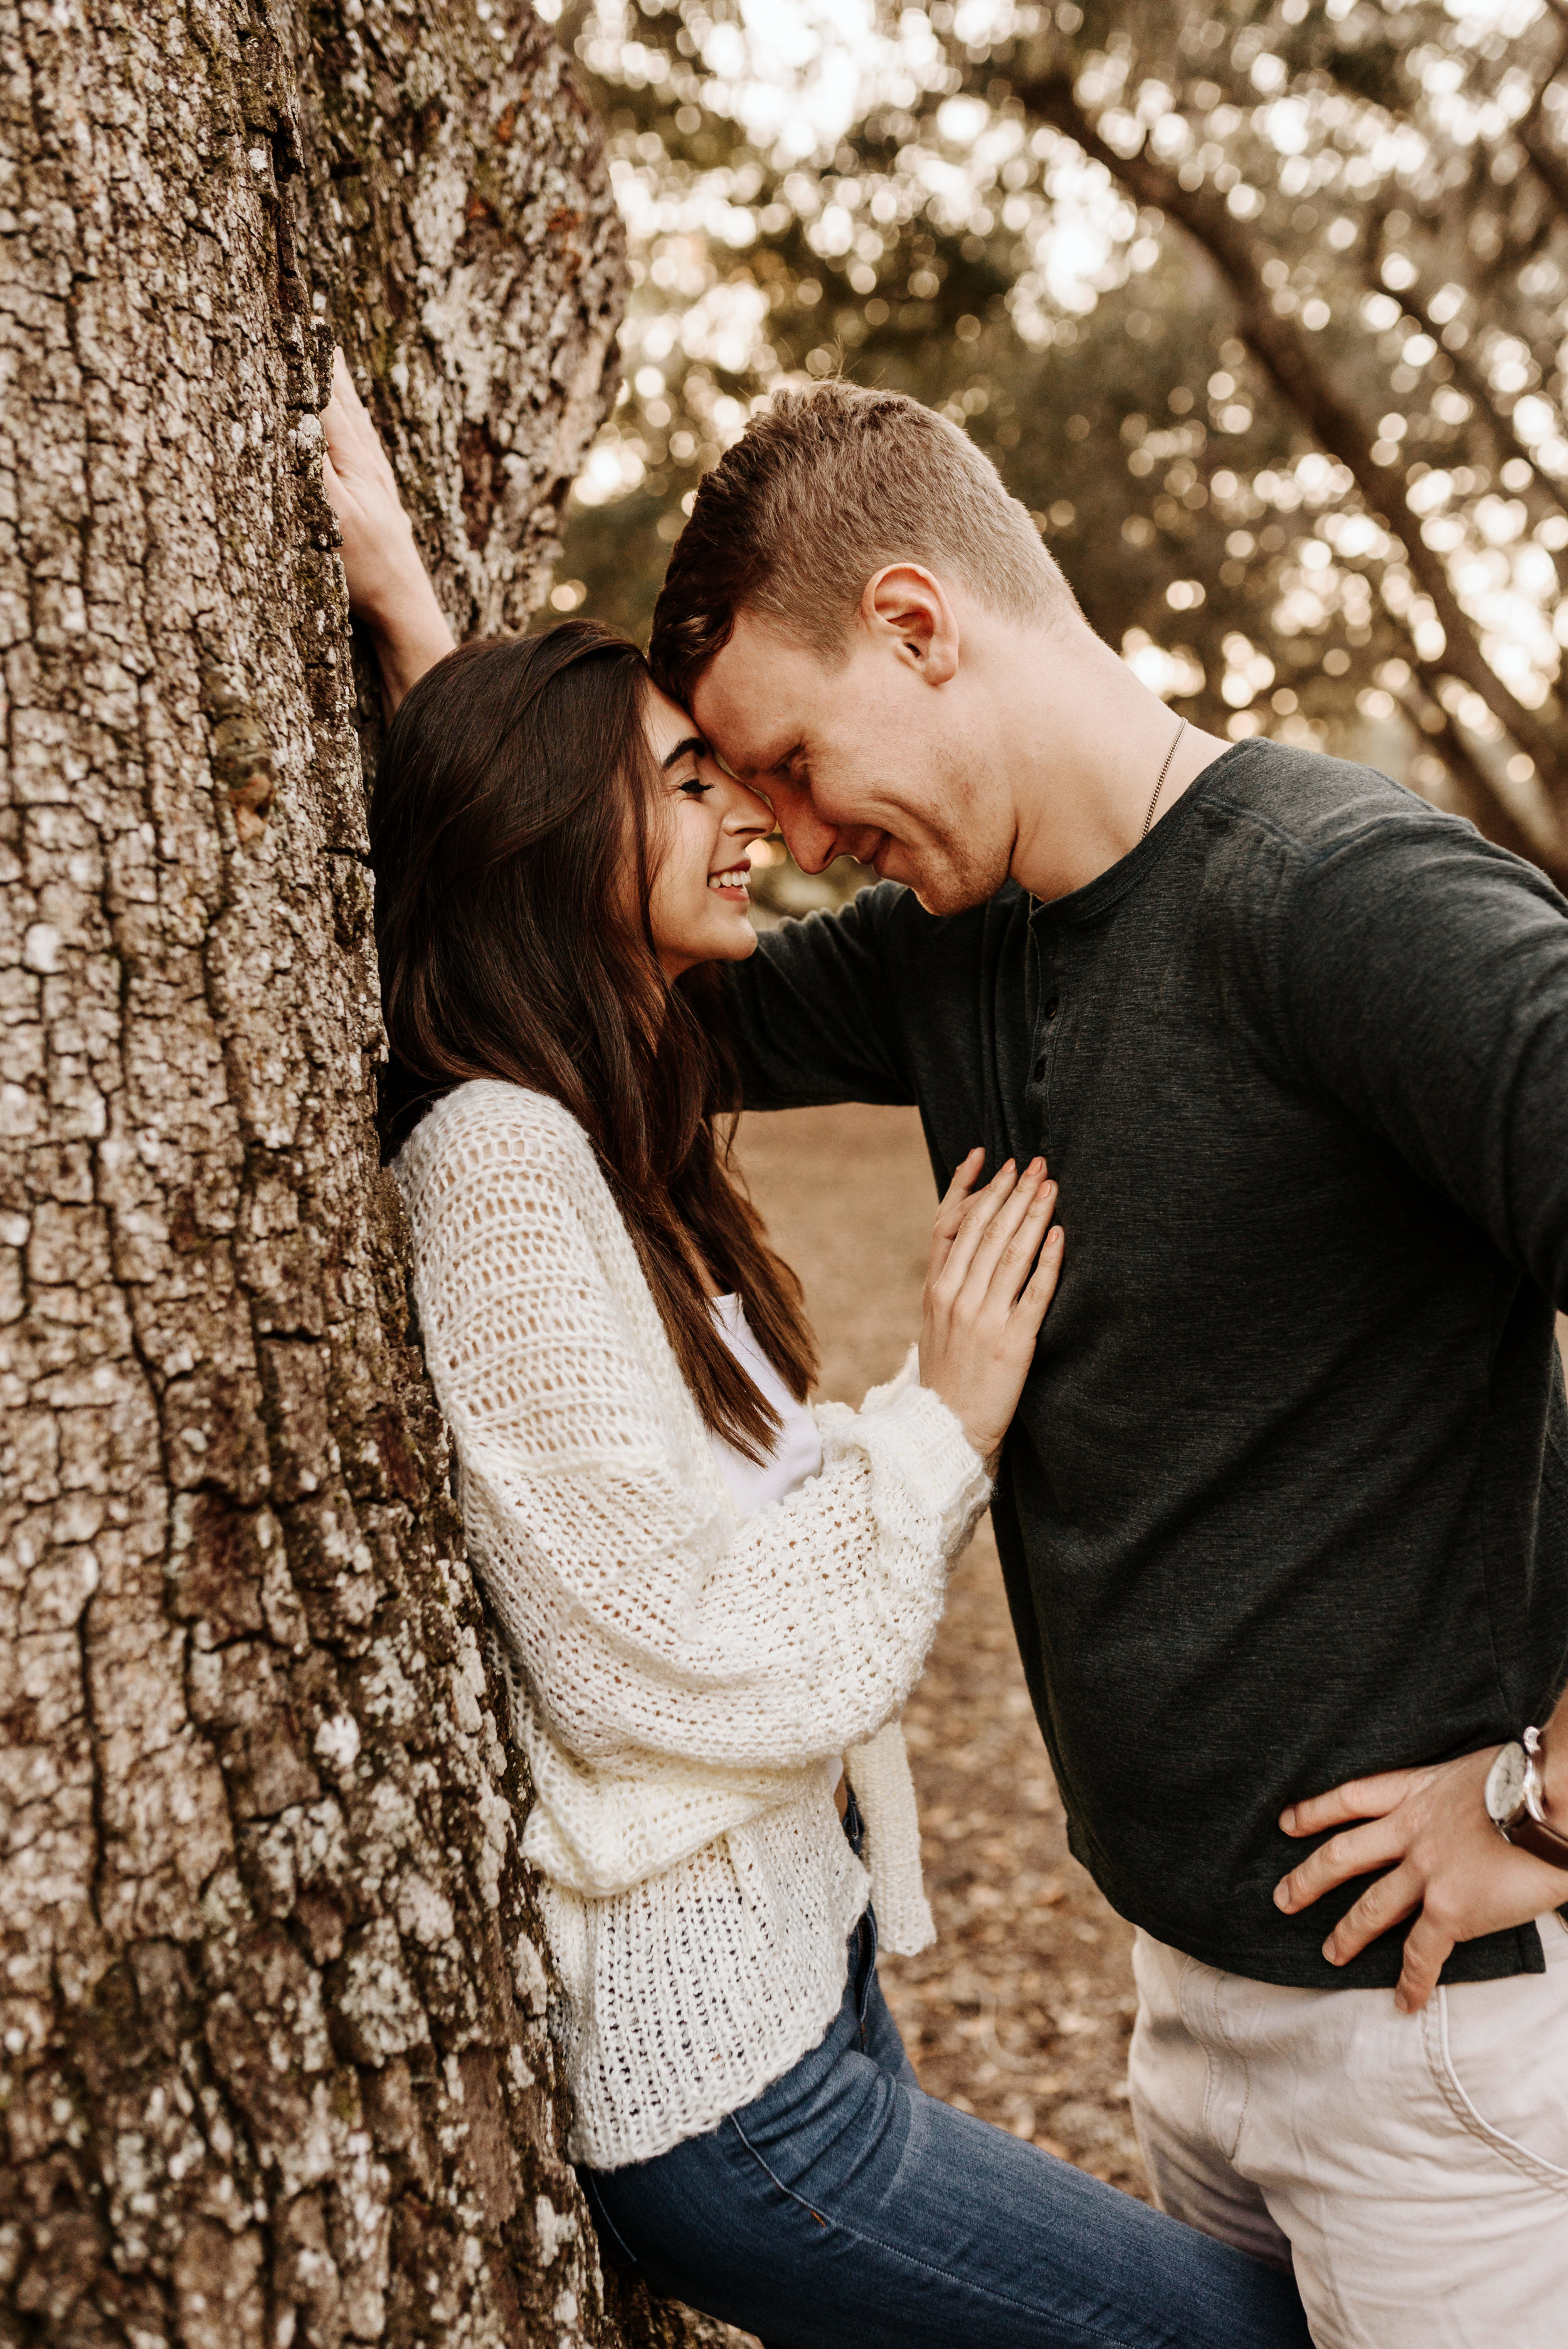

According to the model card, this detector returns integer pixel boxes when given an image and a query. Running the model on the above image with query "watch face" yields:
[1485,1742,1528,1827]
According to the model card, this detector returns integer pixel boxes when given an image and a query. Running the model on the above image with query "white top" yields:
[396,1081,990,2168]
[707,1292,824,1515]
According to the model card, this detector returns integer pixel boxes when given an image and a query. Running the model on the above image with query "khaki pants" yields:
[1128,1914,1568,2346]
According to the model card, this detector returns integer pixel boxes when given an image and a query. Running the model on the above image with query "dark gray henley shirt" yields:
[722,739,1568,1989]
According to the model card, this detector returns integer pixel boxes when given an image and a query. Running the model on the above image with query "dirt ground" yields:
[733,1101,1147,2196]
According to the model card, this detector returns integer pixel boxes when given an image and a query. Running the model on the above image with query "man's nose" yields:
[766,783,840,875]
[775,805,845,876]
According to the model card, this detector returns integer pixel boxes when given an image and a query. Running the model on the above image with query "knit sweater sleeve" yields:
[401,1084,989,1780]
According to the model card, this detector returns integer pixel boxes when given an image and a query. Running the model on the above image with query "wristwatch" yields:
[1484,1727,1568,1867]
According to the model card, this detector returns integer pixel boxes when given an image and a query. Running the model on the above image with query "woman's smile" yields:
[644,682,773,979]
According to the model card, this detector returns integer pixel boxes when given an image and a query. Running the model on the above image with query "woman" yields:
[323,361,1313,2349]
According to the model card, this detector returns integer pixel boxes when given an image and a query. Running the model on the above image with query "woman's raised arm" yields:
[319,349,455,716]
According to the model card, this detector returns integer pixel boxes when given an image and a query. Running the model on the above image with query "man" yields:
[645,381,1568,2343]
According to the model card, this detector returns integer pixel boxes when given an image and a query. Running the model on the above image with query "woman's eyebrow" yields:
[660,734,706,771]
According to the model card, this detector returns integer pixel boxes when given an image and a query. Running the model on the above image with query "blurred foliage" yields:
[546,0,1568,888]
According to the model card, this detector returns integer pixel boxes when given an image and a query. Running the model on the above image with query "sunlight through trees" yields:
[557,0,1568,887]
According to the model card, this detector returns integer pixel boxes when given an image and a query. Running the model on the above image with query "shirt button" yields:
[1044,996,1061,1020]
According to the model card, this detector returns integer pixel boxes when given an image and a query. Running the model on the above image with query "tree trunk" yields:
[0,4,738,2342]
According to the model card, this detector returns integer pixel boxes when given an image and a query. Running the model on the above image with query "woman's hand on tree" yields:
[919,1150,1064,1462]
[319,349,455,714]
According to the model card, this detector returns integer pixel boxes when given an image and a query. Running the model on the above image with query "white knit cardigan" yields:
[396,1080,991,2168]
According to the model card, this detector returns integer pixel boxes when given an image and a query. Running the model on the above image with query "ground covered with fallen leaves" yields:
[735,1101,1147,2197]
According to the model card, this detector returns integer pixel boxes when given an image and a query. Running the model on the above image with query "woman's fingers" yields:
[322,352,364,472]
[934,1147,985,1220]
[963,1174,1055,1311]
[918,1161,1061,1460]
[1273,1816,1408,1913]
[331,344,361,414]
[326,347,378,453]
[1014,1222,1065,1328]
[940,1162,1040,1307]
[321,349,400,504]
[933,1158,1025,1297]
[1278,1769,1423,1838]
[928,1148,986,1280]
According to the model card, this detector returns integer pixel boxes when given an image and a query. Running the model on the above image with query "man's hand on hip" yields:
[1273,1749,1568,2013]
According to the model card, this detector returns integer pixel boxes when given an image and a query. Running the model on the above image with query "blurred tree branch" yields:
[563,0,1568,891]
[1011,58,1568,865]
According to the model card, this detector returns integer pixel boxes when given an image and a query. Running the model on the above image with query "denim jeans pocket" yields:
[578,2164,644,2267]
[853,1907,879,2037]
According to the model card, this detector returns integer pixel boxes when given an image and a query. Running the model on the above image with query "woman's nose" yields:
[721,782,775,835]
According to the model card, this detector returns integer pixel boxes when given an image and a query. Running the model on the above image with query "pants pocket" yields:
[854,1908,879,2040]
[1422,1945,1568,2190]
[578,2165,644,2269]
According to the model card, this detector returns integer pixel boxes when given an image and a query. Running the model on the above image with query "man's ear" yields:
[861,565,960,686]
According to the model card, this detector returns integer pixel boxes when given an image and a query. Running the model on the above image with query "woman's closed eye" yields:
[660,733,713,798]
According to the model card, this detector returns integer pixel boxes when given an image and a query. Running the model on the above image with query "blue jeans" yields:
[581,1815,1313,2348]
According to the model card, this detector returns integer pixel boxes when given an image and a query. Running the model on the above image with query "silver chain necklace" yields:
[1141,713,1188,842]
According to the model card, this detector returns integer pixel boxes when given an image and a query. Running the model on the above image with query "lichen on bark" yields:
[0,3,733,2341]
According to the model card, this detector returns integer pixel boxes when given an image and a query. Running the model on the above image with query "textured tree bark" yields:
[0,4,738,2343]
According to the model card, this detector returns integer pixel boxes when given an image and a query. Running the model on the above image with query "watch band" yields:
[1501,1724,1568,1867]
[1502,1807,1568,1867]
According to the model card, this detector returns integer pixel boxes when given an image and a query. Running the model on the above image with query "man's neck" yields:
[998,623,1231,904]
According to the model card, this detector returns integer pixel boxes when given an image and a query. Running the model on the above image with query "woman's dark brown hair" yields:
[371,619,816,1461]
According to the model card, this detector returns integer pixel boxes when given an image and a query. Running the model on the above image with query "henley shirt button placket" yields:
[1033,998,1061,1084]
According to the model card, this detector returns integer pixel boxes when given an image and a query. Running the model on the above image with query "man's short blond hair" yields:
[648,380,1073,707]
